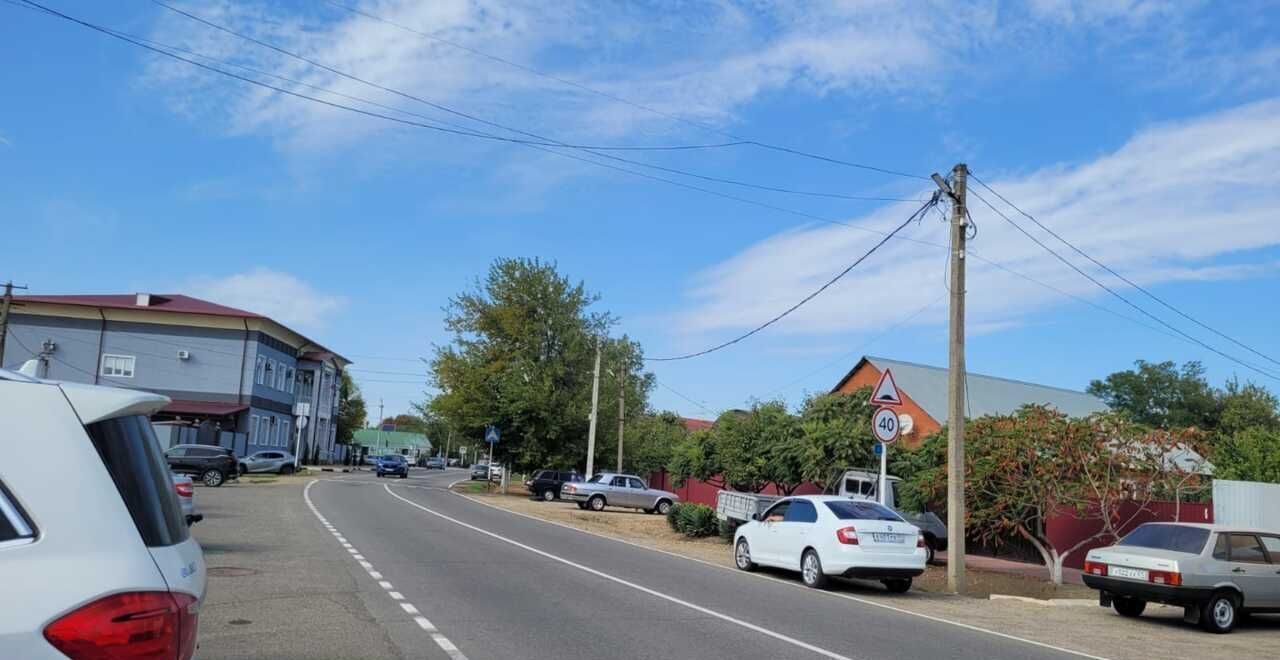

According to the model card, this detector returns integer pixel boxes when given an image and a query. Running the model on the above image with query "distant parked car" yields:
[525,469,582,501]
[240,450,297,475]
[734,496,926,592]
[425,456,446,470]
[165,443,238,487]
[470,464,490,480]
[170,473,201,525]
[1083,522,1280,634]
[561,473,678,514]
[0,368,205,660]
[376,454,408,478]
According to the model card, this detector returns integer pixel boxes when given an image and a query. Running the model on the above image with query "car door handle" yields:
[1232,567,1246,574]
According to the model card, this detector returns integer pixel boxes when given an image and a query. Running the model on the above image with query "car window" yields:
[783,500,818,523]
[1261,536,1280,559]
[85,415,189,547]
[587,474,604,484]
[610,476,628,487]
[763,500,790,522]
[0,480,36,545]
[1213,534,1230,560]
[1117,524,1211,555]
[1228,534,1270,564]
[627,477,645,489]
[165,447,187,458]
[190,447,217,458]
[534,470,550,480]
[824,500,904,521]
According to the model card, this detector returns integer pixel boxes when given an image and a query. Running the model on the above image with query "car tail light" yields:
[1149,570,1181,586]
[174,482,194,499]
[44,591,199,660]
[836,527,859,545]
[1084,561,1108,577]
[917,533,926,548]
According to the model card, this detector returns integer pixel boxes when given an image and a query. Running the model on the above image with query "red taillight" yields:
[1084,560,1108,577]
[174,482,194,498]
[1149,570,1181,586]
[917,533,926,548]
[836,527,859,545]
[44,591,198,660]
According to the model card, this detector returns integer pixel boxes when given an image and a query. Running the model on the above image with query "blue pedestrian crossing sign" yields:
[873,442,884,457]
[485,426,500,444]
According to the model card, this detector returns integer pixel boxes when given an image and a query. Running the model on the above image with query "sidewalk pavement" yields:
[940,554,1085,585]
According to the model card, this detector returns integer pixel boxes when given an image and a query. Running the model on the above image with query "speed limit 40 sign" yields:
[872,407,900,444]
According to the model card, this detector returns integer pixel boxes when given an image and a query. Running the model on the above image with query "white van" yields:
[0,368,207,659]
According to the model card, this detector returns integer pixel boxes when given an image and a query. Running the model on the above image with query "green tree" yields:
[795,389,876,489]
[667,428,722,488]
[1218,379,1280,437]
[378,414,427,435]
[1213,427,1280,483]
[1087,360,1220,429]
[429,258,652,471]
[623,412,687,477]
[334,372,367,445]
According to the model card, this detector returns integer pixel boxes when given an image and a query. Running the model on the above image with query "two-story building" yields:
[2,293,351,462]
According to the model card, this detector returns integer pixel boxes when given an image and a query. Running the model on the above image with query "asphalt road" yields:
[302,470,1095,660]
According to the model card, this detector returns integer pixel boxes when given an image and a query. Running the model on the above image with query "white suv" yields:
[0,369,206,659]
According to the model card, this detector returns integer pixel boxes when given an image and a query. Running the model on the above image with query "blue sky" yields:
[3,0,1280,423]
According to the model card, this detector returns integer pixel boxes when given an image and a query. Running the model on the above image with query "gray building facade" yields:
[1,293,350,462]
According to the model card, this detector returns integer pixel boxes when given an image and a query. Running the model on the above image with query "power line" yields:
[140,0,916,203]
[347,368,430,377]
[968,186,1280,382]
[970,172,1280,370]
[653,379,720,417]
[320,0,930,182]
[648,193,943,362]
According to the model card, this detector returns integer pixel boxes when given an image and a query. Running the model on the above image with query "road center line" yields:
[382,483,853,660]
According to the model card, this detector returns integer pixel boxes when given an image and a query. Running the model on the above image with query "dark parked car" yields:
[525,469,583,501]
[376,454,408,479]
[164,443,238,487]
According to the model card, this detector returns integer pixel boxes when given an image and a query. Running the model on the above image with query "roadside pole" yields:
[293,415,307,469]
[487,437,494,492]
[616,367,625,473]
[0,281,28,367]
[878,442,888,505]
[586,339,601,478]
[934,163,969,594]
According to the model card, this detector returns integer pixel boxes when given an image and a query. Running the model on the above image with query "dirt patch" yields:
[914,565,1094,599]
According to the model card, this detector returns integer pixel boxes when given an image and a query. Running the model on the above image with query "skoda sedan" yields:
[734,495,926,592]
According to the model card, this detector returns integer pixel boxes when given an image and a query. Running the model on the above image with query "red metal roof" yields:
[160,400,250,417]
[682,417,714,432]
[14,294,261,319]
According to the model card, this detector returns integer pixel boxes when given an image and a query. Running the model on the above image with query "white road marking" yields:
[452,487,1108,660]
[303,479,471,660]
[383,484,852,660]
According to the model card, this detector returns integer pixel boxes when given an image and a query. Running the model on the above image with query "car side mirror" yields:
[750,513,760,522]
[186,514,203,526]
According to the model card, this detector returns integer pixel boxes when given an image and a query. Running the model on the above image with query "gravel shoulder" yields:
[460,488,1280,660]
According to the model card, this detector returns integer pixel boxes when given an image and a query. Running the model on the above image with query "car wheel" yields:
[542,489,556,502]
[589,495,606,512]
[400,473,407,479]
[1113,597,1146,618]
[280,465,295,475]
[1201,591,1239,634]
[656,499,673,516]
[238,464,248,476]
[924,539,937,565]
[201,469,225,487]
[882,578,912,594]
[735,539,757,572]
[801,549,828,589]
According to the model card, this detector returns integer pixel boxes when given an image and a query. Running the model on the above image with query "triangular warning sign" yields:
[869,369,904,407]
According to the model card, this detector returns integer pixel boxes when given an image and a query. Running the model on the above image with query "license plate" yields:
[1109,566,1148,581]
[870,533,904,544]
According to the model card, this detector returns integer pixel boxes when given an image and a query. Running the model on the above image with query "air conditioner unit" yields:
[177,350,191,360]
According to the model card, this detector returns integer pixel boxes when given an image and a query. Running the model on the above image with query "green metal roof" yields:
[352,429,431,452]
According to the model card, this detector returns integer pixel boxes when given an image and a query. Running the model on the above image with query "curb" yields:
[989,595,1097,608]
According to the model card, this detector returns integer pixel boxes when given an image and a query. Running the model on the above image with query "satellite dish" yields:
[897,413,914,435]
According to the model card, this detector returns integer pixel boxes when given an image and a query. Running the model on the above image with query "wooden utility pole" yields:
[0,282,27,368]
[585,340,601,478]
[616,367,625,473]
[934,164,969,593]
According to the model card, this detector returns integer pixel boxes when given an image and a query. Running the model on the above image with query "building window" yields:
[285,367,296,394]
[276,362,288,390]
[264,359,275,390]
[258,416,270,447]
[298,370,314,403]
[255,356,266,385]
[281,419,291,453]
[101,354,135,378]
[250,415,260,443]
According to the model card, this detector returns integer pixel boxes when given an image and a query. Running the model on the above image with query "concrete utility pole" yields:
[585,339,601,478]
[616,367,625,473]
[377,399,385,453]
[0,282,29,368]
[934,163,969,594]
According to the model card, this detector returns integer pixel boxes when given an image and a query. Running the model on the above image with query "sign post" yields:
[484,426,500,490]
[869,368,903,505]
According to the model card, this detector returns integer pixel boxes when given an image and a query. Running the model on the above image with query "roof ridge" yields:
[865,355,1099,398]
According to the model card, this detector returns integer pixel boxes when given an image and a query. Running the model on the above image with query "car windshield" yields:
[1117,524,1210,554]
[824,500,904,522]
[383,455,404,463]
[587,475,604,484]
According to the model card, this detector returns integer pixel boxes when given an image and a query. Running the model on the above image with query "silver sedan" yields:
[561,472,678,514]
[240,450,298,475]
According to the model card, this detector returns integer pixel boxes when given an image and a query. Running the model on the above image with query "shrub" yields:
[717,519,740,543]
[666,502,719,538]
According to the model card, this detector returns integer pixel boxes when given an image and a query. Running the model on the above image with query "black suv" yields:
[164,444,239,487]
[525,469,583,501]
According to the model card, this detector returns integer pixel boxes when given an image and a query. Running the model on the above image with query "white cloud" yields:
[674,98,1280,340]
[187,268,346,329]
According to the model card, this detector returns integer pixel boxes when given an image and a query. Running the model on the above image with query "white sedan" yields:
[734,495,927,592]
